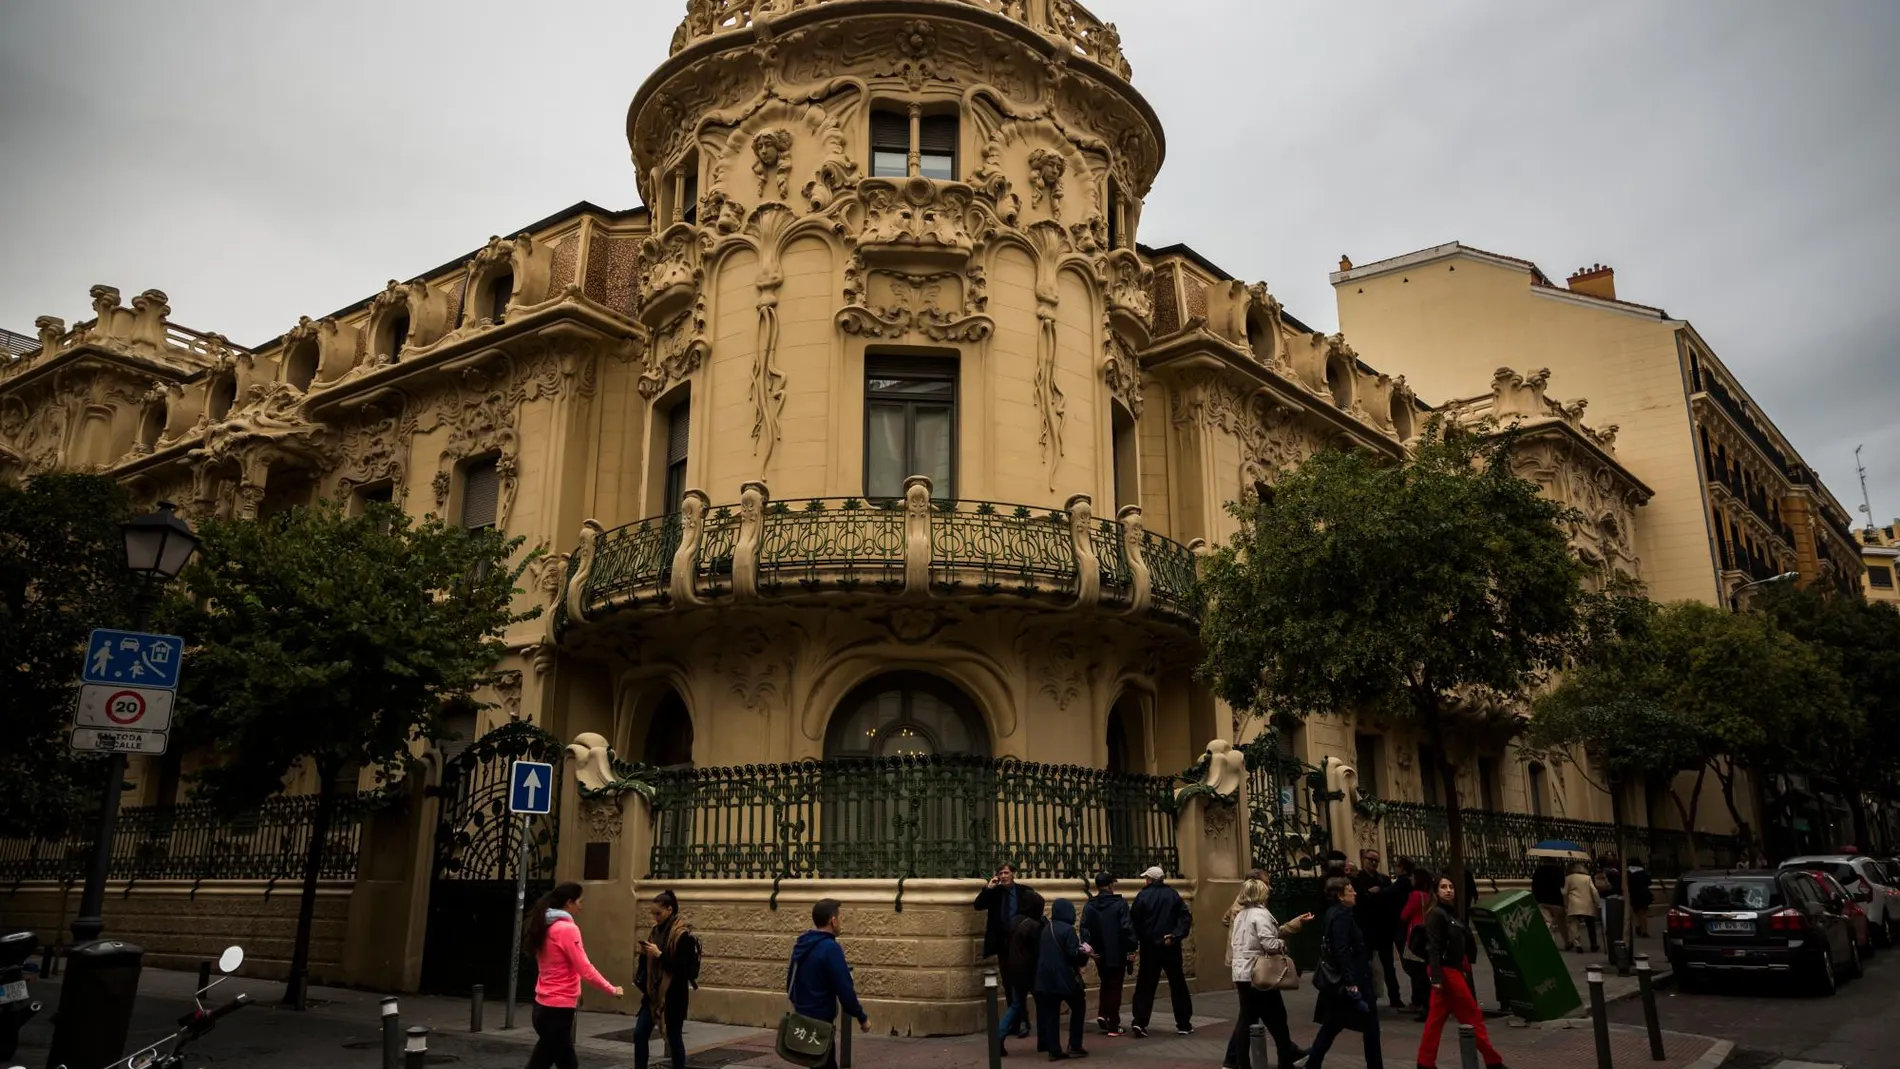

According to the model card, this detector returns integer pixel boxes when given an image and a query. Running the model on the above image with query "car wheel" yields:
[1884,918,1896,949]
[1813,947,1838,996]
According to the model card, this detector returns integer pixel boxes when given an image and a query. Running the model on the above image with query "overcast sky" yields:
[2,1,1895,517]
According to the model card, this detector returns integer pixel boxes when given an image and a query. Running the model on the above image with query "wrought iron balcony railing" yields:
[1375,798,1744,882]
[561,478,1204,631]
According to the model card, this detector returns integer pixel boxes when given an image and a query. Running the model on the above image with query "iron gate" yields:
[420,721,563,995]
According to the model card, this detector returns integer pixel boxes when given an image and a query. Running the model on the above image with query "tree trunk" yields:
[284,770,335,1009]
[1848,791,1872,854]
[1668,765,1707,869]
[1712,758,1755,854]
[1431,720,1469,916]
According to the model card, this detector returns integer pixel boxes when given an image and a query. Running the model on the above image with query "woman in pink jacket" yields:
[523,882,622,1069]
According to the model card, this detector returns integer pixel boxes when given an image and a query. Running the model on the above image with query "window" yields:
[380,311,410,362]
[680,165,699,225]
[869,109,958,180]
[642,692,694,768]
[870,110,910,178]
[285,339,318,392]
[663,154,700,225]
[461,456,501,531]
[825,673,988,758]
[1871,565,1893,589]
[352,482,394,515]
[662,396,690,513]
[485,270,513,324]
[1353,734,1381,798]
[1527,761,1547,817]
[1107,182,1122,250]
[865,356,956,499]
[206,376,236,421]
[137,400,167,450]
[1112,403,1138,513]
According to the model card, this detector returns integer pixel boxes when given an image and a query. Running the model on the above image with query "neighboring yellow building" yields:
[0,1,1810,1030]
[1858,521,1900,604]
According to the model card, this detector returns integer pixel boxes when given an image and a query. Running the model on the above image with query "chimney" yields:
[1566,263,1616,301]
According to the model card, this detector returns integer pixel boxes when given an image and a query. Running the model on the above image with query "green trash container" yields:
[1470,890,1581,1021]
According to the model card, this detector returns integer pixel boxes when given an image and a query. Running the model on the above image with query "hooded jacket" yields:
[1034,899,1090,997]
[787,929,866,1024]
[1131,880,1191,947]
[1002,895,1047,995]
[532,912,616,1009]
[1080,889,1136,965]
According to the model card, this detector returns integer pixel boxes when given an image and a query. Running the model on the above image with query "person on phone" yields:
[633,889,699,1069]
[1080,872,1136,1036]
[522,882,622,1069]
[1417,876,1508,1069]
[1129,866,1192,1037]
[975,862,1035,1038]
[1303,878,1382,1069]
[788,898,869,1069]
[1224,877,1308,1069]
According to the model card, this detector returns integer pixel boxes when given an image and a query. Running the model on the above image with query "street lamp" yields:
[69,501,200,945]
[1728,570,1799,612]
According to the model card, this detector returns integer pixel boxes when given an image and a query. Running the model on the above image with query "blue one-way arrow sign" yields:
[509,760,554,815]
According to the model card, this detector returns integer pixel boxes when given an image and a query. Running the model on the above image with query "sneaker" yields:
[1176,1025,1194,1036]
[1105,1029,1126,1039]
[1066,1049,1089,1059]
[1130,1024,1148,1038]
[1047,1052,1070,1062]
[1094,1016,1108,1032]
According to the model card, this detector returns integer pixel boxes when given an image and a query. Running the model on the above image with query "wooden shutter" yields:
[667,403,691,465]
[870,111,910,153]
[917,115,957,156]
[461,457,501,530]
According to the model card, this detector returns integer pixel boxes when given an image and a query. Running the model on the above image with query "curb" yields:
[1687,1039,1736,1068]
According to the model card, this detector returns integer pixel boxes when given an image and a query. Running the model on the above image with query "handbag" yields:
[1313,930,1344,995]
[1249,950,1300,991]
[775,962,835,1068]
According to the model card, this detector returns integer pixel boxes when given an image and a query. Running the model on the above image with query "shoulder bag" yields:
[1314,927,1345,995]
[1247,912,1301,991]
[775,961,835,1068]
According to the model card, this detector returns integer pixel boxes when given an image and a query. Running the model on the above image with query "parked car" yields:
[1794,869,1872,952]
[1779,855,1899,947]
[1666,868,1860,995]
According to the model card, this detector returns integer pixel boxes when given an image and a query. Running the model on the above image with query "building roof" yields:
[1137,241,1318,335]
[1329,240,1673,319]
[0,328,34,360]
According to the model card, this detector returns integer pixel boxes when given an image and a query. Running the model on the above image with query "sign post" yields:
[504,760,553,1031]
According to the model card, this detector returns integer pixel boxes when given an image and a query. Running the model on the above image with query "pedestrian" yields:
[976,863,1035,1039]
[1531,859,1570,950]
[1398,867,1434,1022]
[1627,858,1653,938]
[521,882,623,1069]
[1000,889,1048,1054]
[1350,849,1403,1009]
[1598,853,1623,937]
[1304,877,1384,1069]
[1128,866,1193,1037]
[788,899,870,1069]
[1564,861,1601,953]
[633,889,700,1069]
[1034,898,1092,1060]
[1417,876,1509,1069]
[1080,872,1136,1036]
[1225,876,1310,1069]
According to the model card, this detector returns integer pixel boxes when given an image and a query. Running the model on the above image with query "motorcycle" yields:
[35,945,252,1069]
[0,928,41,1061]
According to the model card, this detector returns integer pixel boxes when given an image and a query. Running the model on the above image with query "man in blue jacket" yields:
[788,899,870,1069]
[1129,865,1193,1037]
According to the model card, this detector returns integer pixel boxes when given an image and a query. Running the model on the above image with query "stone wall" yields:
[0,880,352,981]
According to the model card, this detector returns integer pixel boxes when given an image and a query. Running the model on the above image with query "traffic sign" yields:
[70,727,169,755]
[74,684,175,732]
[509,760,554,815]
[82,629,184,690]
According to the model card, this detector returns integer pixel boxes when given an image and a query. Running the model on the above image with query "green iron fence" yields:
[1242,733,1331,880]
[647,755,1179,882]
[1376,798,1744,881]
[757,498,906,595]
[0,791,384,886]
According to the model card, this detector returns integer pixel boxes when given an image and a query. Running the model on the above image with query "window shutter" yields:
[461,458,501,530]
[667,403,691,465]
[870,111,910,152]
[917,115,957,156]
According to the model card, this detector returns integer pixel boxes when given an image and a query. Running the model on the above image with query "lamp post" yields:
[1728,570,1798,612]
[69,501,199,945]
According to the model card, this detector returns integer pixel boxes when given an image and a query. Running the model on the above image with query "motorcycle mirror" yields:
[218,946,244,974]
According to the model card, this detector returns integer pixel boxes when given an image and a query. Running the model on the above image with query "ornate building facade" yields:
[0,0,1792,1032]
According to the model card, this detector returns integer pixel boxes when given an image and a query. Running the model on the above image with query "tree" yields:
[1199,420,1590,909]
[167,501,534,1005]
[1755,584,1900,850]
[0,474,141,839]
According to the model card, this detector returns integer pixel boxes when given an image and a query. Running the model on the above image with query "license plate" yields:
[1708,920,1753,933]
[0,980,25,1004]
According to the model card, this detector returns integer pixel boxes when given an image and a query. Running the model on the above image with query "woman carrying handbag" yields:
[1304,877,1383,1069]
[1225,877,1310,1069]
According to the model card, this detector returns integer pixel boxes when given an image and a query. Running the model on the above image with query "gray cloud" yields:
[3,0,1895,518]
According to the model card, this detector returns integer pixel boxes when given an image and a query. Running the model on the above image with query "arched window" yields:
[137,400,167,450]
[206,376,236,421]
[284,338,318,392]
[485,270,513,325]
[642,691,694,769]
[824,672,988,758]
[1326,349,1355,410]
[1389,390,1415,441]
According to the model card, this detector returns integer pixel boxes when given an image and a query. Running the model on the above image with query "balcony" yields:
[558,480,1204,633]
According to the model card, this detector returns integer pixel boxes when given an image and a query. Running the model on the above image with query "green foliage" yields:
[0,474,142,838]
[1198,419,1589,726]
[167,501,537,808]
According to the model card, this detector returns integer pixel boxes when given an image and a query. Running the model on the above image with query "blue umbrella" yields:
[1526,839,1590,860]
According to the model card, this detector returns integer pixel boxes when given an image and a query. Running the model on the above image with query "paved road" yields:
[1608,940,1900,1068]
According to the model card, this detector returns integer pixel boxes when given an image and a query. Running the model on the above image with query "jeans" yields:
[526,1003,578,1069]
[1095,964,1126,1030]
[1417,970,1502,1068]
[1568,914,1600,951]
[1034,990,1086,1053]
[1227,982,1300,1068]
[1305,992,1382,1069]
[1132,942,1193,1030]
[633,1001,687,1069]
[999,991,1030,1042]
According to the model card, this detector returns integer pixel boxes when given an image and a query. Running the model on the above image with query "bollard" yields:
[1635,954,1665,1061]
[403,1025,430,1069]
[1614,938,1632,977]
[840,1006,854,1069]
[1586,965,1613,1069]
[1458,1023,1480,1069]
[197,960,212,994]
[984,968,1002,1069]
[470,983,484,1033]
[381,996,402,1069]
[1249,1022,1268,1069]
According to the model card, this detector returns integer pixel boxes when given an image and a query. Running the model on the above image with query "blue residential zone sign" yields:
[509,760,554,815]
[82,629,185,691]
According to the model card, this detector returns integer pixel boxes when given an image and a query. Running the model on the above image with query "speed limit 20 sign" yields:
[72,683,174,750]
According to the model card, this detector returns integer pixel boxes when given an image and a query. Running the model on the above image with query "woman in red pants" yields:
[1417,875,1510,1069]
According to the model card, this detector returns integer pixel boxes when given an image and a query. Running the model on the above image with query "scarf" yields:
[642,913,694,1030]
